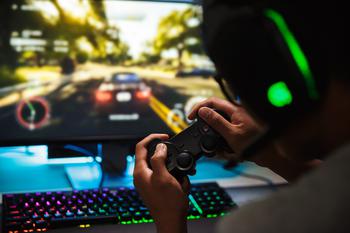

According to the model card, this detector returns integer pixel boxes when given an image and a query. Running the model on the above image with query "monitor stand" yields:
[100,141,129,174]
[64,161,103,190]
[63,141,132,190]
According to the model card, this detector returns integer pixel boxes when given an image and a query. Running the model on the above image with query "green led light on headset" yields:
[264,9,319,100]
[268,81,293,107]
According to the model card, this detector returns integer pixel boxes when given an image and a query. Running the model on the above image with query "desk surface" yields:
[0,147,286,196]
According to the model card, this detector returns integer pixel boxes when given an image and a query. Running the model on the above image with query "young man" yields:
[134,1,349,232]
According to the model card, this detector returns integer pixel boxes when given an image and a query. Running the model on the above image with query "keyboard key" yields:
[77,209,85,217]
[51,215,119,228]
[2,182,235,232]
[5,221,21,231]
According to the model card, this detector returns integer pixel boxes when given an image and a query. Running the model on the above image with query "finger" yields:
[198,107,234,139]
[188,97,236,120]
[188,98,214,120]
[135,134,169,170]
[150,143,169,175]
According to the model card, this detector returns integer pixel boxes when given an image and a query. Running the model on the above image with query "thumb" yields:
[198,107,233,139]
[150,143,169,175]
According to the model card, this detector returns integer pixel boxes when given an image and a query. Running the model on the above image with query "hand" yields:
[134,134,190,233]
[188,97,322,182]
[188,97,263,153]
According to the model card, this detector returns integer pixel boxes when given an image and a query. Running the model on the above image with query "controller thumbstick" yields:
[200,135,218,155]
[176,152,194,170]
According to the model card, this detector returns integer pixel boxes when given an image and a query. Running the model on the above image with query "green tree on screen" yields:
[153,7,204,69]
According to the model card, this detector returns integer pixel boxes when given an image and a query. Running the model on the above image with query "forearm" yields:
[155,218,188,233]
[250,143,310,182]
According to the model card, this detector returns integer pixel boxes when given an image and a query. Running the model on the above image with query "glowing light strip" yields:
[189,194,203,215]
[264,9,319,99]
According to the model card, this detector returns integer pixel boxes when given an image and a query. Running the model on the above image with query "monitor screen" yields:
[0,0,224,144]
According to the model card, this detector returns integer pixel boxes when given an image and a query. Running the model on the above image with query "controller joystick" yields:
[146,109,231,179]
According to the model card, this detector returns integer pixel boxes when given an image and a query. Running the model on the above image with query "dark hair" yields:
[202,0,349,136]
[203,0,349,82]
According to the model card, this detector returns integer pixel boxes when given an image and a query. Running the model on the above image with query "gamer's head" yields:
[202,0,349,160]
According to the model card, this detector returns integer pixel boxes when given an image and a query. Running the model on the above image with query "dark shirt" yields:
[218,143,350,233]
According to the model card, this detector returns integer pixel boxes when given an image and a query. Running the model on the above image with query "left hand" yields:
[133,134,190,233]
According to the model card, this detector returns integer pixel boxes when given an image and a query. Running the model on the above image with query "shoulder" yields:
[217,142,350,233]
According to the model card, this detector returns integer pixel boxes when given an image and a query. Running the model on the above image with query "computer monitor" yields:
[0,0,224,146]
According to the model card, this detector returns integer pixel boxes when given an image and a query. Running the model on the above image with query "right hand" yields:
[188,97,324,182]
[188,97,263,154]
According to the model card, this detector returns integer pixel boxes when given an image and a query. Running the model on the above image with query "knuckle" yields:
[133,170,142,180]
[150,154,158,164]
[153,177,169,188]
[227,130,246,144]
[208,96,219,104]
[206,97,214,105]
[208,112,220,124]
[207,96,215,102]
[228,128,241,137]
[199,98,210,105]
[136,134,156,151]
[135,141,143,152]
[150,153,163,164]
[133,172,146,186]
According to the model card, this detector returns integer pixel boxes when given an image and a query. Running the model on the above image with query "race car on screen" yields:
[94,72,152,120]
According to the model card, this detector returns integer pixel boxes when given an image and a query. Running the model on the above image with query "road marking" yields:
[149,96,188,134]
[151,96,188,129]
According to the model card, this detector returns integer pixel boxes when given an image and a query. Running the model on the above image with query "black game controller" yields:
[147,109,231,179]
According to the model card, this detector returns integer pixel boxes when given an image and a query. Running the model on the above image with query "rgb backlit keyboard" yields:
[2,182,236,233]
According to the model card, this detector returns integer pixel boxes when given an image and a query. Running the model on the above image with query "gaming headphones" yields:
[201,0,334,162]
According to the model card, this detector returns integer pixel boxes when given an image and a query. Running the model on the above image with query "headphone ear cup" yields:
[203,6,324,132]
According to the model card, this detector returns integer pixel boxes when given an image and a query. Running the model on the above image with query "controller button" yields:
[202,125,209,132]
[176,152,193,169]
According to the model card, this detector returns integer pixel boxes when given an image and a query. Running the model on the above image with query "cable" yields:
[63,144,95,157]
[197,157,278,190]
[229,168,276,188]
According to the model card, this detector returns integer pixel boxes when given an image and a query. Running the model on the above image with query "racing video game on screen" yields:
[0,0,224,140]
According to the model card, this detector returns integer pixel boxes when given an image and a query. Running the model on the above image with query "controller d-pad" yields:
[176,152,194,170]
